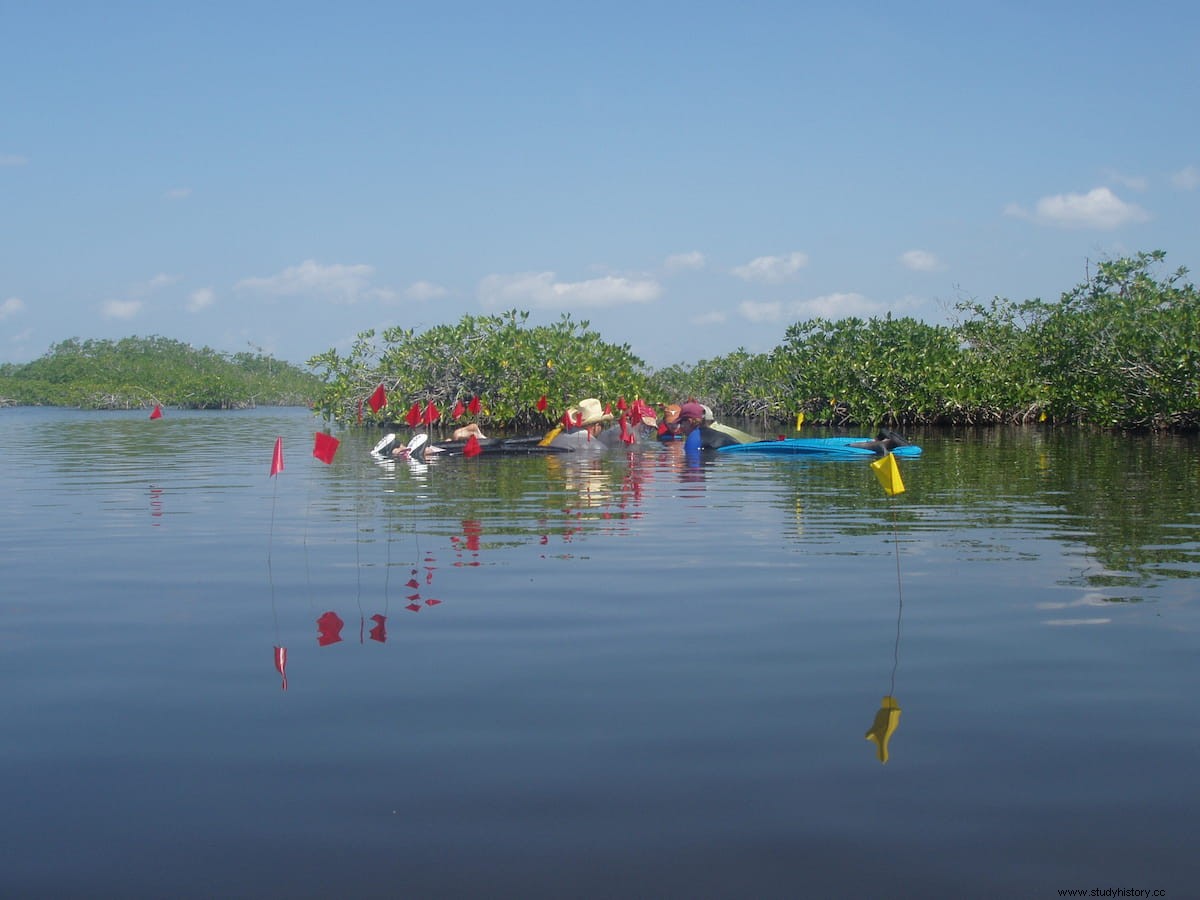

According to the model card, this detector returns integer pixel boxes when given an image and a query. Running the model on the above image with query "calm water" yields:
[2,407,1197,898]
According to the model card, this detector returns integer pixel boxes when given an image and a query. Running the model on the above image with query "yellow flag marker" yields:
[870,452,905,496]
[795,411,805,431]
[865,696,902,763]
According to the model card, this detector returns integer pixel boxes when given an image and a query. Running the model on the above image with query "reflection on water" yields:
[866,696,901,764]
[3,408,1199,894]
[865,491,907,765]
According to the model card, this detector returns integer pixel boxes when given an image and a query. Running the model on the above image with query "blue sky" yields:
[2,1,1197,369]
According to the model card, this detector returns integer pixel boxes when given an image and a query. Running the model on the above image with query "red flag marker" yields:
[270,437,284,477]
[537,394,548,412]
[422,400,439,425]
[463,434,481,458]
[468,395,481,415]
[313,432,340,464]
[368,384,387,413]
[452,399,466,419]
[149,404,163,420]
[274,645,288,691]
[617,397,627,411]
[406,402,421,427]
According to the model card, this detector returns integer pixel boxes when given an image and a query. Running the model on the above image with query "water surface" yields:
[2,408,1197,897]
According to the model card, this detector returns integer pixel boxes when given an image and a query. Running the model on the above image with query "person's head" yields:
[391,433,428,460]
[677,401,706,433]
[660,403,683,436]
[567,398,613,436]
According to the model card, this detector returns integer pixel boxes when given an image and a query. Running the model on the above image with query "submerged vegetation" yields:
[4,252,1195,432]
[0,336,319,409]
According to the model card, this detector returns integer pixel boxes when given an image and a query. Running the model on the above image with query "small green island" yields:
[0,335,319,410]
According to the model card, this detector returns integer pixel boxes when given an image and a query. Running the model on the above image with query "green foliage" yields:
[0,336,319,409]
[768,314,965,426]
[8,251,1195,432]
[661,251,1199,432]
[653,350,784,420]
[953,251,1199,428]
[309,310,658,429]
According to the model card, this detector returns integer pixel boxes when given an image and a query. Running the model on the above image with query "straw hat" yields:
[567,398,613,427]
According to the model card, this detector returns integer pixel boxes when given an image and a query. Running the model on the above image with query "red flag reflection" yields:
[369,614,387,643]
[274,645,288,691]
[317,611,344,646]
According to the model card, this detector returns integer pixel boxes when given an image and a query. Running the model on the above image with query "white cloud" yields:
[0,154,28,166]
[690,310,727,326]
[1171,165,1199,190]
[405,280,448,302]
[235,259,390,304]
[738,300,784,323]
[114,273,180,300]
[738,292,881,324]
[1103,169,1148,192]
[1036,592,1113,611]
[187,288,215,312]
[1004,187,1149,229]
[478,271,661,309]
[164,187,192,200]
[797,292,881,319]
[664,251,706,272]
[1,297,25,320]
[1042,618,1112,627]
[899,250,943,272]
[102,300,143,319]
[731,251,809,283]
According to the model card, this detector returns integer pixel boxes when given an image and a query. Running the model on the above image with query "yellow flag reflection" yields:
[865,696,901,763]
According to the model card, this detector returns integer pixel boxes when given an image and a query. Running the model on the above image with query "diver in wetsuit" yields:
[849,430,910,456]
